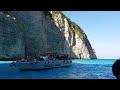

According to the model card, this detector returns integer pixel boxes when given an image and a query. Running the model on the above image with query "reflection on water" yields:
[0,59,116,79]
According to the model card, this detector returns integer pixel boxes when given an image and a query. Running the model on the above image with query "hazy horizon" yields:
[63,11,120,59]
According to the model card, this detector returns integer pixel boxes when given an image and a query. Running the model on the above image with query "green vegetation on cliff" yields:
[51,11,86,39]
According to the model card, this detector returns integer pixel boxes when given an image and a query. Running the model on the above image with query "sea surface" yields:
[0,59,117,79]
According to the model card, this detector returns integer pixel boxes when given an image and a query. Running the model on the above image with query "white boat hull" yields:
[12,60,72,71]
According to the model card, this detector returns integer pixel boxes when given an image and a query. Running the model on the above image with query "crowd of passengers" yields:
[16,54,70,62]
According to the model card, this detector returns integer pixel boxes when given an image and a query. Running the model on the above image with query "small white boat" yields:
[10,54,72,71]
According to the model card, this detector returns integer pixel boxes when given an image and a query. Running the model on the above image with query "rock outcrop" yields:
[0,11,97,59]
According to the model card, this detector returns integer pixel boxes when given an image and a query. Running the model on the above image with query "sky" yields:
[63,11,120,59]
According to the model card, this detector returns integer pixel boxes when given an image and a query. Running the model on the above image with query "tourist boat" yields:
[10,53,72,71]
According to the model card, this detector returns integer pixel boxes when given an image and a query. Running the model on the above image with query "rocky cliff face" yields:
[51,11,97,59]
[0,11,97,59]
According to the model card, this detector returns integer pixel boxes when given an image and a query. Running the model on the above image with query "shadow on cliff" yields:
[0,11,78,60]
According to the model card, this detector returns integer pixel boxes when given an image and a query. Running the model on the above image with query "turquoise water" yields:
[0,59,117,79]
[72,59,116,64]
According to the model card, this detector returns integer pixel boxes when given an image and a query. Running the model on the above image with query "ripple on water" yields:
[0,59,116,79]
